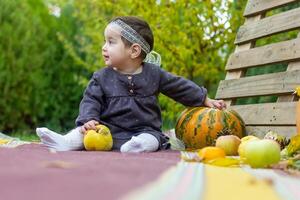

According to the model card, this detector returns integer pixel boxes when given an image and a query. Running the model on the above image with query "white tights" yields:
[36,127,159,153]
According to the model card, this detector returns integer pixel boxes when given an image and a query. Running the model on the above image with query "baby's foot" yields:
[120,136,144,153]
[120,133,159,153]
[36,127,72,151]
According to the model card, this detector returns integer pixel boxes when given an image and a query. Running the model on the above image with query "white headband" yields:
[110,19,150,54]
[109,19,161,66]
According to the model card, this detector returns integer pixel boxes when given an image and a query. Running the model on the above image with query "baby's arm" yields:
[76,72,104,132]
[159,68,226,109]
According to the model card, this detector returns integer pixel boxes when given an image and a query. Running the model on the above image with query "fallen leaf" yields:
[42,160,76,169]
[286,135,300,156]
[0,139,11,145]
[205,157,241,167]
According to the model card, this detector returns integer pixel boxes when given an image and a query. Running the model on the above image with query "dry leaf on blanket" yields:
[272,155,300,176]
[42,160,76,169]
[0,139,11,145]
[205,157,241,167]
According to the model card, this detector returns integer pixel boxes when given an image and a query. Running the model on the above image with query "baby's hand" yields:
[81,120,100,134]
[204,97,226,110]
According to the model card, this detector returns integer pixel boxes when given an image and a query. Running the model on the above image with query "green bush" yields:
[0,0,85,134]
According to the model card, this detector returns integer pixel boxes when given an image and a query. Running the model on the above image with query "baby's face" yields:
[102,24,131,68]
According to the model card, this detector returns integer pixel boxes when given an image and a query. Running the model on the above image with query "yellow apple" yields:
[241,135,259,143]
[84,125,113,151]
[238,135,260,158]
[215,135,241,156]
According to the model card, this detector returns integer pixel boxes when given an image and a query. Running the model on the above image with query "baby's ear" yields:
[130,43,142,59]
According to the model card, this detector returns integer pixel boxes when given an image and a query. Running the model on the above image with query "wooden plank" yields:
[230,102,296,125]
[287,60,300,70]
[277,94,297,102]
[221,15,264,106]
[246,126,297,138]
[226,38,300,71]
[277,32,300,102]
[277,60,300,102]
[235,7,300,44]
[244,0,298,17]
[216,70,300,99]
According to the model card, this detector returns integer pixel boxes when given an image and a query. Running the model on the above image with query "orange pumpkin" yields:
[175,107,246,149]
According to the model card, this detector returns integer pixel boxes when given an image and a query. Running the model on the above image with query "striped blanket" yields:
[0,132,30,148]
[123,158,300,200]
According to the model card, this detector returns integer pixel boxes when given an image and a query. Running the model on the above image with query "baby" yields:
[36,16,226,153]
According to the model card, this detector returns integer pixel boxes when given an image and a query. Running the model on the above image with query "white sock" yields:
[36,127,84,151]
[120,133,159,153]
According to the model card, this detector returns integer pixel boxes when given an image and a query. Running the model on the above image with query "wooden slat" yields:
[246,126,297,138]
[222,15,264,106]
[219,1,300,138]
[216,70,300,99]
[244,0,298,17]
[277,32,300,102]
[235,7,300,44]
[226,38,300,70]
[230,102,296,125]
[277,93,297,102]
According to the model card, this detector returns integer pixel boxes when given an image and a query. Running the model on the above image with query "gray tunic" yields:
[75,63,207,150]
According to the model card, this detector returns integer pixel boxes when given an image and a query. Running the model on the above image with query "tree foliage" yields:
[0,0,247,134]
[0,0,84,133]
[54,0,247,130]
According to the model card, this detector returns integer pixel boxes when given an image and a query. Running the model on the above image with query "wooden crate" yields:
[216,0,300,138]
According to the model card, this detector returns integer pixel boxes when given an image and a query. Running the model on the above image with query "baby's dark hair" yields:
[110,16,154,59]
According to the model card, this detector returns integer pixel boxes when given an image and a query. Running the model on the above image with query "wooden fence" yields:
[216,0,300,137]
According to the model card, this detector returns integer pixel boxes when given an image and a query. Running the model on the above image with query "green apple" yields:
[215,135,241,156]
[243,139,281,168]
